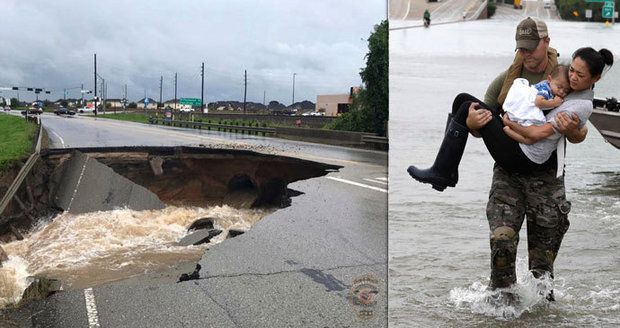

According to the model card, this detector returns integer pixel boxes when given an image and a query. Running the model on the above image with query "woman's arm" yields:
[501,115,555,142]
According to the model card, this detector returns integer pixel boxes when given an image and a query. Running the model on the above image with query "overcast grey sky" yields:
[1,0,386,104]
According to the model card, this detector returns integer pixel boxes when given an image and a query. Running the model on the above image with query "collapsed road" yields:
[0,113,387,327]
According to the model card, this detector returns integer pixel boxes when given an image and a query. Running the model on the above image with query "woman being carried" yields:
[407,47,613,191]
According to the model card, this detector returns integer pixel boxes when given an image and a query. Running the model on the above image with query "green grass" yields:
[102,112,151,124]
[0,114,37,171]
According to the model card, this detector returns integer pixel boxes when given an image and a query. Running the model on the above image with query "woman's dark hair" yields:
[572,47,614,77]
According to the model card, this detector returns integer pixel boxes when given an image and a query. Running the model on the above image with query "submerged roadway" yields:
[5,113,387,327]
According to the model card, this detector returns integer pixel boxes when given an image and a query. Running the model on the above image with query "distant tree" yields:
[10,98,19,106]
[487,2,496,18]
[329,20,388,136]
[60,100,68,107]
[128,102,137,109]
[268,100,285,110]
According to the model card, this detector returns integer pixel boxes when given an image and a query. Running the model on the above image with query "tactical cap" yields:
[515,17,548,51]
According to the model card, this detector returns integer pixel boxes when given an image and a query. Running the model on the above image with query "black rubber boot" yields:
[407,118,468,191]
[444,113,453,134]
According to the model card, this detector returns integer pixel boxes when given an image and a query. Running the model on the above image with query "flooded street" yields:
[389,19,620,326]
[1,205,271,308]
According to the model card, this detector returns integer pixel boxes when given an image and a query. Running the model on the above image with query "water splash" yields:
[449,258,556,320]
[0,205,271,308]
[0,256,31,308]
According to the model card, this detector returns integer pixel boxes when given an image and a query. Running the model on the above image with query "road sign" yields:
[180,98,201,106]
[585,0,605,2]
[603,2,614,18]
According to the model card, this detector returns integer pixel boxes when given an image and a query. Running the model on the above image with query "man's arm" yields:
[501,115,555,142]
[503,126,537,145]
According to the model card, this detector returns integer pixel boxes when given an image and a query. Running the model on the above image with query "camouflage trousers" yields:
[486,164,571,289]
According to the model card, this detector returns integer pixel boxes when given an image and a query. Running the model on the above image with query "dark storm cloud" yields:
[0,0,385,104]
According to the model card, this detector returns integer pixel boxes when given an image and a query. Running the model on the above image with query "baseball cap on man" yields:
[515,17,548,51]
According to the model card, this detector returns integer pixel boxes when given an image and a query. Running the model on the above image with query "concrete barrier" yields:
[51,150,165,214]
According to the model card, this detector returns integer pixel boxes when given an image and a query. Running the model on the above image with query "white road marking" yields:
[326,176,387,193]
[84,288,101,328]
[375,177,387,182]
[363,178,388,185]
[50,130,66,148]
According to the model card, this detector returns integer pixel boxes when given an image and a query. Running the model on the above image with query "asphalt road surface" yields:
[4,113,388,327]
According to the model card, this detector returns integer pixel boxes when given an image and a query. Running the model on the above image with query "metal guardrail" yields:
[151,118,276,135]
[361,135,388,150]
[361,135,389,144]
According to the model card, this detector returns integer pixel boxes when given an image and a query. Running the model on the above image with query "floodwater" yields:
[0,205,271,308]
[389,19,620,326]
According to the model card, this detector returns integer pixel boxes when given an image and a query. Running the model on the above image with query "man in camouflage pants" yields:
[479,17,587,299]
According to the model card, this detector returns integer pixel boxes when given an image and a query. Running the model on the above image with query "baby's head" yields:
[548,65,571,98]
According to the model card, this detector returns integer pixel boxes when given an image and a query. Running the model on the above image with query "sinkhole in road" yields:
[0,146,340,308]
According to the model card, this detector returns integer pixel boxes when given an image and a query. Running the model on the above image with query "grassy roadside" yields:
[0,115,37,172]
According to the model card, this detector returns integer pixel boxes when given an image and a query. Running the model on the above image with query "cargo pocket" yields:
[487,193,520,226]
[535,198,571,228]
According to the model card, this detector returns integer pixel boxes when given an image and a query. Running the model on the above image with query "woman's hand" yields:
[501,113,517,129]
[555,112,579,133]
[556,112,587,143]
[465,102,492,131]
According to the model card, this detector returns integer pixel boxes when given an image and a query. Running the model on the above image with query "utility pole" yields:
[263,90,266,106]
[100,78,105,113]
[81,83,84,106]
[292,73,297,107]
[124,84,127,111]
[201,62,205,113]
[159,76,163,109]
[243,70,247,114]
[94,53,97,117]
[174,72,178,111]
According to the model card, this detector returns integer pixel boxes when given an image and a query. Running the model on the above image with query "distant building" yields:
[315,87,360,117]
[137,98,158,110]
[104,99,123,108]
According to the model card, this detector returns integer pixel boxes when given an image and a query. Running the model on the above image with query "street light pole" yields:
[94,53,97,117]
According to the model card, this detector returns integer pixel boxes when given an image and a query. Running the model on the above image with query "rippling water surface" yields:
[389,19,620,326]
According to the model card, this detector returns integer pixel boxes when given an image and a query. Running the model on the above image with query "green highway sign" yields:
[179,98,201,106]
[602,1,614,19]
[585,0,605,2]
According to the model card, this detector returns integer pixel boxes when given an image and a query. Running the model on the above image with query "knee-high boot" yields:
[407,118,468,191]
